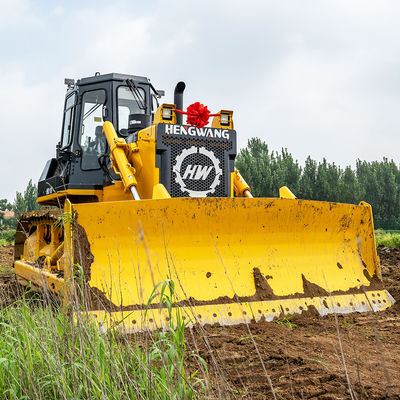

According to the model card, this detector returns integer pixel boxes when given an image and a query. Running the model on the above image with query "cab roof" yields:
[77,73,150,86]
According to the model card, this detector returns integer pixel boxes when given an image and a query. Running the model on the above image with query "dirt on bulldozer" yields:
[1,244,399,399]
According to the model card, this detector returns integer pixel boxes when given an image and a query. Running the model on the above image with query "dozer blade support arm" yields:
[102,121,141,200]
[233,168,253,198]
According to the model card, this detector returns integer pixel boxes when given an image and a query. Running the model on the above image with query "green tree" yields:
[0,199,14,230]
[271,148,302,196]
[236,139,302,197]
[356,160,382,223]
[13,179,41,219]
[235,138,274,197]
[314,159,331,201]
[370,158,400,229]
[339,166,364,204]
[298,156,317,200]
[236,138,400,228]
[0,199,12,211]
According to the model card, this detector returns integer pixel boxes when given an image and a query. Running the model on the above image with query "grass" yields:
[0,217,395,399]
[305,358,330,367]
[375,229,400,248]
[274,315,297,329]
[0,265,13,277]
[0,229,15,246]
[0,281,207,400]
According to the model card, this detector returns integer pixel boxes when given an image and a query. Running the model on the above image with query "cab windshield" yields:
[117,86,146,134]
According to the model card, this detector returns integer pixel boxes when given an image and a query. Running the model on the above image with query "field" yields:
[375,229,400,248]
[0,243,399,399]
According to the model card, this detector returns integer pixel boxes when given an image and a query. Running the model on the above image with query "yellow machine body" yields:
[37,123,162,205]
[14,101,395,332]
[75,198,377,303]
[15,195,394,332]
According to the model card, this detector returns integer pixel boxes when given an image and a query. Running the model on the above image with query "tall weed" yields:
[0,284,205,400]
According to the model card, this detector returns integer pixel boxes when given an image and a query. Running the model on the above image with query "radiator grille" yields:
[156,124,236,198]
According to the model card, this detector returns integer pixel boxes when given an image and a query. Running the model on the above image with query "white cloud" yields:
[51,5,65,17]
[0,0,29,28]
[1,0,400,199]
[0,66,62,200]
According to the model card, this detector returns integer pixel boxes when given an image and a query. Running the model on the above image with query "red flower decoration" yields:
[175,102,220,128]
[186,102,210,128]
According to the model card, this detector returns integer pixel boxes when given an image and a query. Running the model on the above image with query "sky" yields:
[1,0,400,200]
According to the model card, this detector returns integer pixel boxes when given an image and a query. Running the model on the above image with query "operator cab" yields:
[38,73,162,204]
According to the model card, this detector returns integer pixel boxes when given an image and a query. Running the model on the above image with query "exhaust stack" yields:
[174,81,186,125]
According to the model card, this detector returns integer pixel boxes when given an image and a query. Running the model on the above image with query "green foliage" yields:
[236,138,400,230]
[145,279,208,398]
[339,166,363,204]
[13,179,41,220]
[0,290,205,400]
[0,199,15,230]
[0,199,12,211]
[274,315,297,329]
[235,138,301,197]
[375,229,400,248]
[54,212,77,228]
[297,156,317,200]
[0,229,15,246]
[0,179,41,231]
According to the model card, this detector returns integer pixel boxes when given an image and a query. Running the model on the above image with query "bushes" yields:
[0,229,15,247]
[375,229,400,248]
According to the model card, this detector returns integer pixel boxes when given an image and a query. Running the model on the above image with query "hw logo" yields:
[182,165,213,180]
[173,146,222,197]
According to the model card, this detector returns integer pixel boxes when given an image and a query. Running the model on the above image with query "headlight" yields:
[220,113,230,126]
[162,107,173,121]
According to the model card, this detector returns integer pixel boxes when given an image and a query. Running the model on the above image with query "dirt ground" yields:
[0,245,13,269]
[0,245,22,306]
[2,244,399,399]
[185,245,400,400]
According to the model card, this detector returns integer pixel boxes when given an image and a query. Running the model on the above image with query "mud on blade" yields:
[69,197,394,331]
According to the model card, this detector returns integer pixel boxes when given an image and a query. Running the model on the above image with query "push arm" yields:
[233,169,253,198]
[102,121,142,200]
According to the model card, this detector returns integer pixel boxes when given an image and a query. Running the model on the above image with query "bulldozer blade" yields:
[68,197,393,332]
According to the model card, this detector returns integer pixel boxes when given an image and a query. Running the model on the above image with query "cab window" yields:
[79,89,106,170]
[117,86,145,134]
[61,93,76,148]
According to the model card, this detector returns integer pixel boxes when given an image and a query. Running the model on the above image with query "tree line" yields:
[1,140,400,230]
[0,180,40,230]
[235,138,400,230]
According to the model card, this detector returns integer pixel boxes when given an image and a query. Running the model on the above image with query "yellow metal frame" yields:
[71,197,385,309]
[14,200,75,304]
[18,105,395,332]
[85,289,394,333]
[37,189,103,204]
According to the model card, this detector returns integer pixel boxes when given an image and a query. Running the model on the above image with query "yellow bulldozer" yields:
[14,73,395,332]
